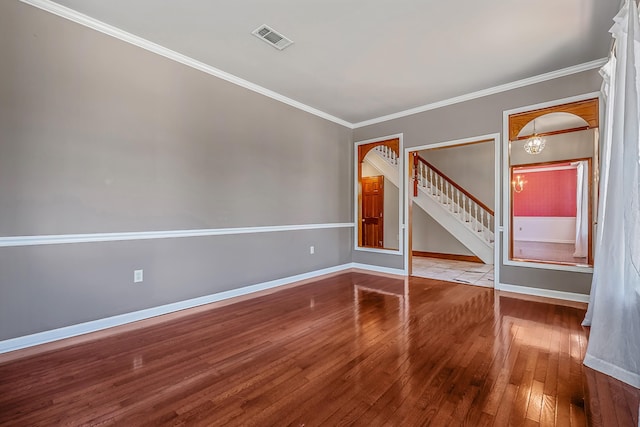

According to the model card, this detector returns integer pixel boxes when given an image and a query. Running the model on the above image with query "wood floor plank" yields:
[541,394,558,426]
[0,272,636,426]
[526,380,545,422]
[607,375,637,427]
[591,365,621,426]
[494,383,519,426]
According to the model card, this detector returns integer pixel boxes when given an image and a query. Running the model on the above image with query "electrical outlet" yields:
[309,246,315,255]
[134,269,143,283]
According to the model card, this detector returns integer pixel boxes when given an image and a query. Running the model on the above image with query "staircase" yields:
[369,146,494,264]
[366,145,399,187]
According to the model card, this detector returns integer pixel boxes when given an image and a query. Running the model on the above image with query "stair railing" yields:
[373,145,399,166]
[413,153,494,244]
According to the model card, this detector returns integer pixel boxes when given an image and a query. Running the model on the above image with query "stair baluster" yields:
[430,169,435,195]
[463,197,468,223]
[474,205,479,232]
[401,152,496,255]
[442,179,447,205]
[445,183,450,209]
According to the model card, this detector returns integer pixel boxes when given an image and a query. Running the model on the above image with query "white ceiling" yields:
[49,0,618,125]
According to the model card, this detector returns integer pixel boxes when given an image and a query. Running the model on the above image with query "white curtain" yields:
[572,161,589,258]
[582,0,640,389]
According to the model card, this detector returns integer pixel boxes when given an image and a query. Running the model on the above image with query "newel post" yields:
[413,152,418,197]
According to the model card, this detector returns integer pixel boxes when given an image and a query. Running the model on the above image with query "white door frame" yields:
[403,133,501,287]
[501,92,600,273]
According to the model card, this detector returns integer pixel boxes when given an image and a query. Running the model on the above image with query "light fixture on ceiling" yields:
[512,174,526,193]
[524,120,545,155]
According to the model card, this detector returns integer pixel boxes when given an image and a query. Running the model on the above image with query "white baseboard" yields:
[496,282,589,303]
[0,263,357,354]
[0,262,407,354]
[351,263,407,276]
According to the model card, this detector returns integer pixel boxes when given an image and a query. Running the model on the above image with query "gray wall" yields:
[354,69,602,294]
[421,140,494,207]
[412,207,474,256]
[0,229,352,340]
[0,1,352,340]
[511,129,595,166]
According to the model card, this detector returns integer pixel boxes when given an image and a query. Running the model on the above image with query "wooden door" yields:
[362,176,384,248]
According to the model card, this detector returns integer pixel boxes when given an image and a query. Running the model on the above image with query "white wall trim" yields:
[353,59,607,128]
[354,134,404,255]
[494,130,502,287]
[351,263,407,276]
[516,164,577,174]
[503,259,593,273]
[0,223,355,247]
[497,282,590,303]
[354,246,403,256]
[0,261,406,354]
[19,0,352,129]
[502,92,601,274]
[403,133,501,280]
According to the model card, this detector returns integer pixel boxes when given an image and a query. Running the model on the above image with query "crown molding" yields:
[352,58,608,128]
[19,0,353,129]
[20,0,607,131]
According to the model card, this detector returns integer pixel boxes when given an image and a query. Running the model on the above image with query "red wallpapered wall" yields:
[512,168,577,217]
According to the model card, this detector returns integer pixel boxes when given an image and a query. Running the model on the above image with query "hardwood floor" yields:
[0,272,637,426]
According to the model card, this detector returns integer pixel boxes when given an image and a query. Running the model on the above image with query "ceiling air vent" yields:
[252,25,293,50]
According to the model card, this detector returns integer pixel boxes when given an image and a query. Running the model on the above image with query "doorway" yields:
[361,175,384,248]
[511,160,591,266]
[504,96,597,271]
[404,134,500,288]
[354,134,403,254]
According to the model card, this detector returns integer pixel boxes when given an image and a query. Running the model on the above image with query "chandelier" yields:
[524,120,545,154]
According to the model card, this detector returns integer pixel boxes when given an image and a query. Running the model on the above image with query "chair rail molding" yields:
[0,223,355,247]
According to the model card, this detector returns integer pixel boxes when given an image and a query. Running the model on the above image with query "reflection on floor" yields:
[513,240,588,265]
[412,256,494,287]
[1,272,637,425]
